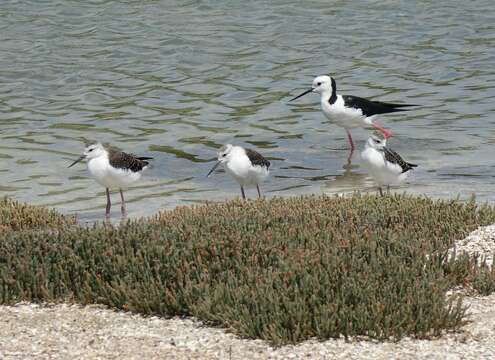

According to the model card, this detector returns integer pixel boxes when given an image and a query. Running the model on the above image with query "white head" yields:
[68,143,106,168]
[311,75,334,95]
[217,144,234,163]
[290,74,335,101]
[366,135,387,150]
[83,143,106,160]
[207,144,236,177]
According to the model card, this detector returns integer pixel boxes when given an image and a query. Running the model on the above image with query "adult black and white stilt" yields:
[68,143,152,219]
[290,75,416,151]
[361,135,417,196]
[207,144,270,200]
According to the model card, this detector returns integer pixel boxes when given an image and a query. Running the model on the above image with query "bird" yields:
[360,134,417,196]
[289,75,416,152]
[68,143,152,219]
[207,144,270,200]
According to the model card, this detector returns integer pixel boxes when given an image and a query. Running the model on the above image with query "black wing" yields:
[245,148,270,169]
[343,95,416,117]
[383,147,417,173]
[109,150,152,172]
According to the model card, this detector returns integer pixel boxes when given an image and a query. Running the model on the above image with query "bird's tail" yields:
[401,162,418,173]
[381,102,418,108]
[137,156,153,169]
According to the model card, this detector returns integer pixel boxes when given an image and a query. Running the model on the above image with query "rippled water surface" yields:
[1,0,495,221]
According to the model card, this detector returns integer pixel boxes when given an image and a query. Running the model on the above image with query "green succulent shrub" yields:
[1,194,494,345]
[0,197,75,233]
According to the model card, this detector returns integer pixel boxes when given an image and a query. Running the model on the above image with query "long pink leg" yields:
[120,189,127,219]
[372,123,393,139]
[105,188,111,220]
[346,130,356,152]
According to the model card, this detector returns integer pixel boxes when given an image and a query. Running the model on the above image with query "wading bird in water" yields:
[361,134,417,196]
[68,143,152,219]
[290,75,416,152]
[207,144,270,200]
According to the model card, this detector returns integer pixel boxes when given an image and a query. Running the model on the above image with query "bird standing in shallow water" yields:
[290,75,416,152]
[207,144,270,200]
[68,143,152,219]
[361,135,417,196]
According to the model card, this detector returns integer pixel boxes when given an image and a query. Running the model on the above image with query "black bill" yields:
[68,155,86,168]
[206,161,221,177]
[289,88,313,102]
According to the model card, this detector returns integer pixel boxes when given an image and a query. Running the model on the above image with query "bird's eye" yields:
[88,148,94,152]
[317,82,322,86]
[222,153,226,157]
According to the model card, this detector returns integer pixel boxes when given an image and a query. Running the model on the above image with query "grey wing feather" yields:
[109,150,152,172]
[245,148,270,169]
[383,147,417,173]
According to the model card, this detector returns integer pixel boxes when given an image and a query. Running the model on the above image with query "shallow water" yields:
[1,0,495,222]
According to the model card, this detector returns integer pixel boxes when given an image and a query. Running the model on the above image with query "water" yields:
[1,0,495,222]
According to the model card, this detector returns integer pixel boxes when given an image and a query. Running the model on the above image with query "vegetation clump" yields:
[0,197,75,233]
[1,194,495,345]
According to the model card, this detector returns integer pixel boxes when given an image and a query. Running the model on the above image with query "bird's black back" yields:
[245,148,270,169]
[109,150,153,172]
[343,95,416,117]
[383,147,417,173]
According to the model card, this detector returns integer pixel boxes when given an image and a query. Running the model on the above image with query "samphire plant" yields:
[1,194,494,345]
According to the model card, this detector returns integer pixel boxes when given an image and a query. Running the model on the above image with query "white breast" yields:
[224,150,269,187]
[321,95,370,129]
[361,147,407,186]
[87,156,142,189]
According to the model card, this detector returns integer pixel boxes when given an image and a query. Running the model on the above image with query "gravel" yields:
[1,225,495,360]
[449,224,495,267]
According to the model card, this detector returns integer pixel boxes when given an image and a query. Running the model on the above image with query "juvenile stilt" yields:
[206,144,270,201]
[361,135,418,199]
[68,143,152,219]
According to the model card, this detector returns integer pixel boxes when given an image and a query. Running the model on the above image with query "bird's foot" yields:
[381,129,393,139]
[371,124,393,139]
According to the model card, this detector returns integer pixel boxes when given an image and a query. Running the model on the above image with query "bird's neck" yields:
[90,153,109,164]
[320,89,337,105]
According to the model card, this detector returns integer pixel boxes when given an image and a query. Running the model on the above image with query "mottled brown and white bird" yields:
[361,135,417,196]
[68,143,152,218]
[207,144,270,199]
